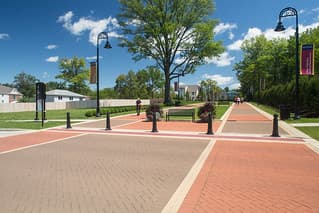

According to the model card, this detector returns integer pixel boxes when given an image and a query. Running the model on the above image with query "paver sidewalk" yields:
[177,102,319,212]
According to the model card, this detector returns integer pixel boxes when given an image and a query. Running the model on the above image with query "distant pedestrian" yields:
[136,98,142,115]
[236,97,240,105]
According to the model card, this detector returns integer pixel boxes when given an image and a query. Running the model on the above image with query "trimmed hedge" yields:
[259,76,319,117]
[85,105,147,117]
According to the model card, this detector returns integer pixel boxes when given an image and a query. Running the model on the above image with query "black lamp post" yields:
[274,7,300,119]
[96,32,112,117]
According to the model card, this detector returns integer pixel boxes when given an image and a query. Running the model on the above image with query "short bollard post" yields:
[106,112,112,130]
[271,114,280,137]
[207,112,213,135]
[66,112,72,129]
[152,111,158,132]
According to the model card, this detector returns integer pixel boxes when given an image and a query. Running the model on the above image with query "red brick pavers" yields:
[114,120,221,133]
[179,140,319,212]
[0,131,80,153]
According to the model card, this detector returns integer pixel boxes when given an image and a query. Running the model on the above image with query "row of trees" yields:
[114,66,164,99]
[234,27,319,115]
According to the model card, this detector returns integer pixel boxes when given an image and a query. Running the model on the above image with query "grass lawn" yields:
[296,126,319,141]
[0,108,139,130]
[251,102,319,123]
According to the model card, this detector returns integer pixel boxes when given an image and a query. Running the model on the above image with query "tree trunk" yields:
[164,67,171,104]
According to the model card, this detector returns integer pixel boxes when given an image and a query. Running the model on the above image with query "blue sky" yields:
[1,0,319,90]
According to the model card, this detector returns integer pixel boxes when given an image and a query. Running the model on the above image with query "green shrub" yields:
[197,102,216,122]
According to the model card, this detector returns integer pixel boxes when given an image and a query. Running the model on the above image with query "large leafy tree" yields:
[114,67,164,98]
[13,72,39,99]
[56,57,90,95]
[118,0,224,104]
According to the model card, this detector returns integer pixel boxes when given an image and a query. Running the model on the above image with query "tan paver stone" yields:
[0,134,209,213]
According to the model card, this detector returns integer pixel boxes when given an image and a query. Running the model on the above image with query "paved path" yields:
[177,103,319,212]
[0,103,318,212]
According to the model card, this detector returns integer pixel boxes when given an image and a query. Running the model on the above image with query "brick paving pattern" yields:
[0,134,208,213]
[178,103,319,212]
[179,140,319,212]
[1,102,319,213]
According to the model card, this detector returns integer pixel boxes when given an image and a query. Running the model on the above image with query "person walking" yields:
[136,98,142,115]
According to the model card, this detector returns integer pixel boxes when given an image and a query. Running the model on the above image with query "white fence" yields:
[0,99,150,113]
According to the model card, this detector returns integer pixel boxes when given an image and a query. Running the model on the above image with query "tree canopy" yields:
[56,57,90,95]
[117,0,224,104]
[114,66,164,98]
[13,72,39,100]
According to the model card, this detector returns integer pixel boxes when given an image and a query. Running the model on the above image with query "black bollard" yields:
[207,112,213,135]
[106,112,112,130]
[271,114,280,137]
[66,112,72,129]
[151,111,158,132]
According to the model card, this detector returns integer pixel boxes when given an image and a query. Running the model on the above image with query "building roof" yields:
[0,85,22,95]
[46,89,85,97]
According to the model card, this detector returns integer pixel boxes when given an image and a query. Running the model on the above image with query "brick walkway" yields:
[0,103,318,212]
[177,103,319,212]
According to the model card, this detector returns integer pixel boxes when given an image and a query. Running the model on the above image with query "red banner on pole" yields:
[300,44,314,76]
[90,62,97,84]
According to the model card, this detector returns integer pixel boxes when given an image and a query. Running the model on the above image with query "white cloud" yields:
[227,40,243,51]
[214,23,237,35]
[85,56,103,60]
[46,44,57,50]
[202,74,234,86]
[312,7,319,12]
[46,56,59,63]
[0,33,9,39]
[228,32,235,40]
[229,82,241,90]
[206,52,235,67]
[58,11,121,46]
[227,21,319,51]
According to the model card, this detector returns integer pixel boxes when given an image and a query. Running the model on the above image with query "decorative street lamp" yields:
[274,7,300,119]
[96,32,112,117]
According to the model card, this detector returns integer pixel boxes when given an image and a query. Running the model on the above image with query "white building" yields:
[46,89,86,102]
[0,85,23,103]
[179,85,200,101]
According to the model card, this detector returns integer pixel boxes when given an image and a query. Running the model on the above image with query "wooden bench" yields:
[166,108,195,122]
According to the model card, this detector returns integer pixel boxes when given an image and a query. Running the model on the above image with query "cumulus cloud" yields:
[214,22,237,41]
[229,82,241,90]
[0,33,9,39]
[206,52,235,67]
[46,44,57,50]
[227,21,319,51]
[57,11,121,46]
[85,56,103,60]
[214,23,237,35]
[46,56,59,63]
[202,74,234,86]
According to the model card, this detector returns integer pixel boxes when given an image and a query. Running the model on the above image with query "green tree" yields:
[45,81,66,91]
[118,0,224,104]
[137,66,164,98]
[56,57,90,95]
[200,79,220,102]
[13,72,39,99]
[114,74,128,98]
